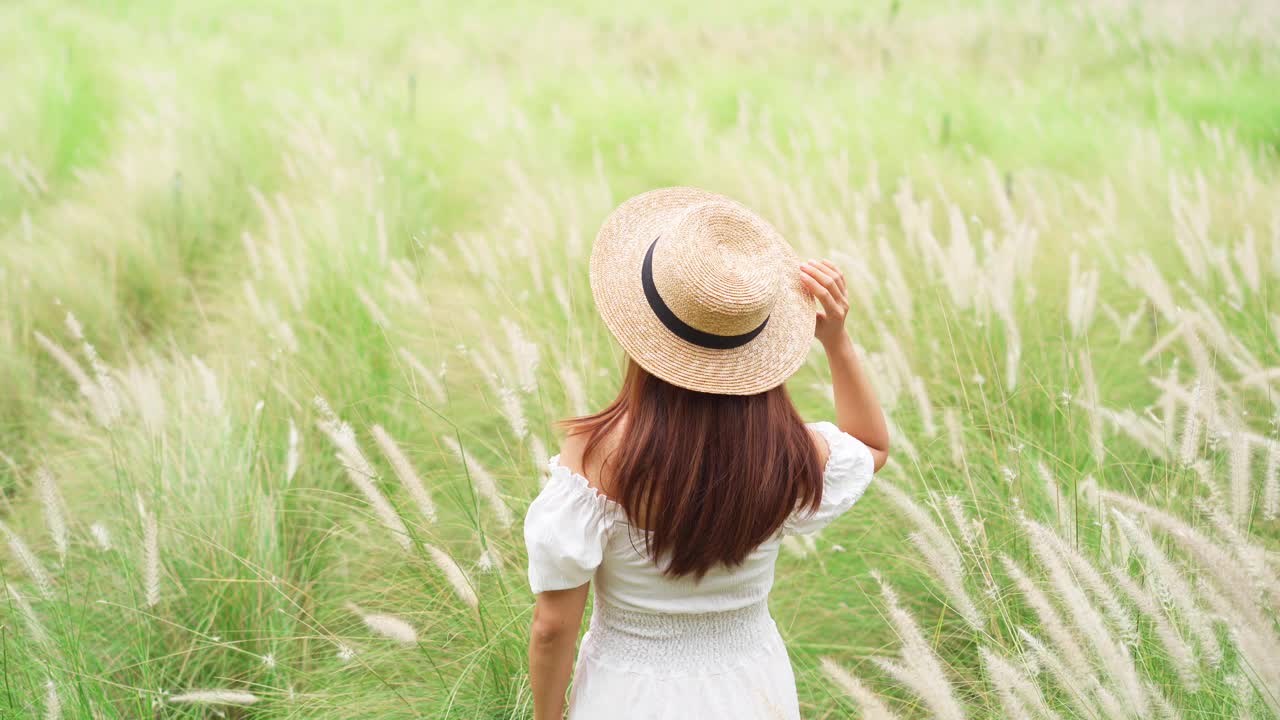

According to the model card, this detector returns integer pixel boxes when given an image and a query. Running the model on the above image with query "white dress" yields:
[524,421,876,719]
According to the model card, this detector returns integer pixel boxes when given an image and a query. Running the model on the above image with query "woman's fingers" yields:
[801,264,843,309]
[799,267,842,317]
[818,259,846,296]
[813,259,847,304]
[801,262,846,310]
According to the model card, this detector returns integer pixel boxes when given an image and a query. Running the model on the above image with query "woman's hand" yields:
[799,259,850,349]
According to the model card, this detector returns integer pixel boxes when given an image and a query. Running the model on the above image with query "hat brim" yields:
[590,187,816,395]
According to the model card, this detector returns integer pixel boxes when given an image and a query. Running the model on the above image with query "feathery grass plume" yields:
[426,543,478,609]
[1227,674,1258,720]
[440,434,513,528]
[1263,439,1279,521]
[1111,570,1199,691]
[356,287,392,328]
[1077,349,1105,465]
[35,468,69,563]
[275,321,299,354]
[50,317,95,387]
[876,329,911,401]
[819,657,900,720]
[1187,297,1257,379]
[64,311,83,340]
[371,424,437,524]
[1035,463,1072,538]
[1157,364,1179,448]
[388,261,421,308]
[1227,427,1251,527]
[530,434,550,485]
[1000,306,1021,393]
[943,407,964,466]
[241,279,265,322]
[1145,681,1184,720]
[875,235,913,323]
[1105,407,1171,460]
[551,274,572,318]
[1177,378,1207,465]
[44,680,60,720]
[1023,520,1148,715]
[335,453,411,549]
[1152,319,1187,366]
[314,397,410,549]
[265,245,302,311]
[559,363,590,417]
[943,496,980,554]
[168,690,259,705]
[1016,628,1099,716]
[1106,300,1148,344]
[7,585,50,647]
[980,646,1060,720]
[1089,677,1130,720]
[907,375,936,437]
[190,355,222,413]
[1029,518,1134,643]
[396,347,447,405]
[137,497,160,608]
[33,330,109,422]
[240,229,262,277]
[465,343,505,398]
[285,418,300,483]
[870,576,966,720]
[883,414,918,464]
[89,522,111,551]
[0,521,53,599]
[116,363,166,435]
[79,340,122,428]
[878,482,982,630]
[1095,488,1280,703]
[0,449,20,477]
[336,643,356,663]
[999,556,1092,682]
[1067,254,1099,338]
[1213,512,1271,597]
[1109,510,1221,667]
[1235,225,1260,292]
[1178,322,1224,399]
[479,545,505,572]
[783,533,817,559]
[1196,489,1275,602]
[498,383,529,440]
[346,602,418,645]
[501,317,540,394]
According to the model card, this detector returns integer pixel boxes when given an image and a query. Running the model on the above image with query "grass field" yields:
[2,0,1279,717]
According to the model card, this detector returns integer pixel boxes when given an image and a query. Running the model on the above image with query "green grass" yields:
[1,0,1279,717]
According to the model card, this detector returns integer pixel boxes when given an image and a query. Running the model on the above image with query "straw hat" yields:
[590,187,815,395]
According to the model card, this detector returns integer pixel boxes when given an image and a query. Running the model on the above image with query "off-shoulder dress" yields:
[523,421,876,719]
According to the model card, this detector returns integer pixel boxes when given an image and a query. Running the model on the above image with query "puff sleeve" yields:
[783,421,876,536]
[524,456,618,594]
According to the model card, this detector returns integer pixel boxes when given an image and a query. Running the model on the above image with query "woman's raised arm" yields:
[799,260,890,470]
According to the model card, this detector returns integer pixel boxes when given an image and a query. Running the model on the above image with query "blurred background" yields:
[2,1,1279,718]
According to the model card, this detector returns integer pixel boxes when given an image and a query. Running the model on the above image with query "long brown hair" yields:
[562,359,823,579]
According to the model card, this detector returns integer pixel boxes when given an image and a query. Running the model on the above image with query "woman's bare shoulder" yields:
[806,423,832,467]
[559,423,618,494]
[558,429,590,474]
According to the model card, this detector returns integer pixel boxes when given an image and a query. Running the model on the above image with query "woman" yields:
[524,187,890,719]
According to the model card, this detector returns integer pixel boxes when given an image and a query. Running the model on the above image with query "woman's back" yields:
[524,421,876,717]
